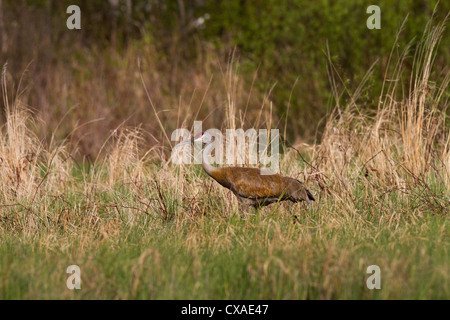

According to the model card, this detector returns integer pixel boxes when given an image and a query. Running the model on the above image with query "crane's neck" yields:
[201,141,218,178]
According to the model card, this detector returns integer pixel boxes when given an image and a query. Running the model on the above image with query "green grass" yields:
[0,177,447,300]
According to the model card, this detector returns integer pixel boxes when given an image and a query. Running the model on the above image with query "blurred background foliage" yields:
[0,0,448,157]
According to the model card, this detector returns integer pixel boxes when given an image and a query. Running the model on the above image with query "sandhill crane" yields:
[175,132,315,209]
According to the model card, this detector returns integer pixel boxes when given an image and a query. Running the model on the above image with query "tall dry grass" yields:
[0,67,71,205]
[307,14,450,216]
[0,13,448,235]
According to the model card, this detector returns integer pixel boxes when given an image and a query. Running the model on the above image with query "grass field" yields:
[0,12,449,300]
[0,202,448,299]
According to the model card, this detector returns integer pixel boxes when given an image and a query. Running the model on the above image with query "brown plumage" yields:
[208,166,315,209]
[176,132,315,209]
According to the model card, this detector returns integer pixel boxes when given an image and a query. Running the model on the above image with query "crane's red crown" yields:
[194,132,204,139]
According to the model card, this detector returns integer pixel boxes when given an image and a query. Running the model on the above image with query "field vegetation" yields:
[0,1,448,299]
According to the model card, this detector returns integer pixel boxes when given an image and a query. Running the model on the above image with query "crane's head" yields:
[174,131,213,148]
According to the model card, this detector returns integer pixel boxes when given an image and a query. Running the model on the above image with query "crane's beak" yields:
[174,136,195,149]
